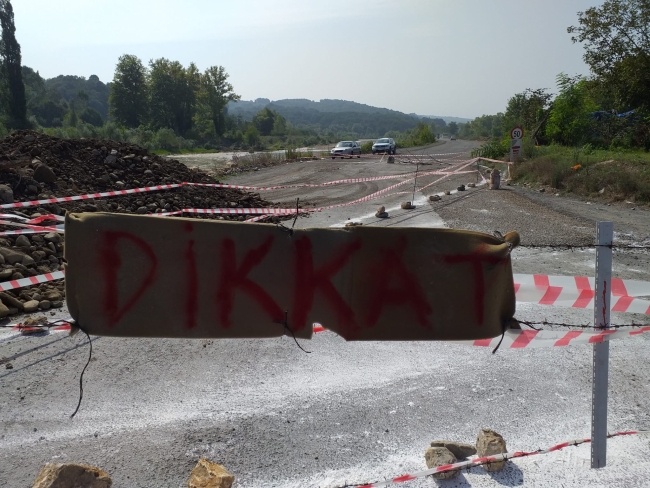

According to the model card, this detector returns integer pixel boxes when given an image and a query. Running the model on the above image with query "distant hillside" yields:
[228,98,448,138]
[416,114,472,124]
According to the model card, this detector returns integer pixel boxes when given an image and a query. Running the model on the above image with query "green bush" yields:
[361,141,373,153]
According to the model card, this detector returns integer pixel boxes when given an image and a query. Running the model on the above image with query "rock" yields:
[467,183,476,188]
[15,235,31,248]
[31,462,112,488]
[52,300,64,308]
[476,429,507,471]
[5,362,13,369]
[0,292,24,310]
[11,272,24,280]
[457,185,466,191]
[43,232,62,243]
[444,190,451,195]
[187,459,234,488]
[31,250,47,262]
[24,315,48,327]
[84,204,98,212]
[430,440,477,459]
[345,221,363,227]
[110,149,118,155]
[0,184,14,204]
[0,248,25,265]
[33,163,57,183]
[39,300,51,310]
[387,156,395,164]
[137,206,149,214]
[400,201,415,209]
[599,188,605,194]
[429,195,441,202]
[22,255,36,267]
[44,290,62,301]
[23,300,40,313]
[25,134,36,142]
[424,447,459,480]
[0,269,13,280]
[538,188,546,193]
[377,205,385,213]
[0,301,10,318]
[115,181,125,189]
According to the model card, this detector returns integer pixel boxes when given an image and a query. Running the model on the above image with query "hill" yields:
[228,98,448,138]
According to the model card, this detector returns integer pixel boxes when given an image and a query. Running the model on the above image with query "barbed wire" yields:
[518,319,648,330]
[516,243,650,251]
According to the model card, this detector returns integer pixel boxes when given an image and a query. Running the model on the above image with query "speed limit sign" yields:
[511,126,524,139]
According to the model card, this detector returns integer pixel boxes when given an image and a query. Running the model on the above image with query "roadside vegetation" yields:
[461,1,650,203]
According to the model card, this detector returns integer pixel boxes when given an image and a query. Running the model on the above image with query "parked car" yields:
[372,138,396,154]
[331,141,361,159]
[450,135,457,140]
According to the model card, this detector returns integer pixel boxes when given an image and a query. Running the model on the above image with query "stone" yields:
[22,255,36,267]
[23,300,40,313]
[400,201,415,210]
[32,293,43,302]
[430,440,477,459]
[0,301,10,318]
[429,195,441,202]
[467,183,476,188]
[33,163,57,183]
[375,205,389,218]
[5,362,13,369]
[0,292,24,310]
[476,429,507,471]
[490,168,501,190]
[457,184,466,191]
[11,272,24,280]
[115,181,125,189]
[31,250,47,262]
[444,190,451,195]
[24,315,48,327]
[84,204,98,212]
[0,269,13,280]
[44,290,62,302]
[539,188,546,193]
[15,235,31,248]
[39,300,51,310]
[0,184,14,204]
[387,156,395,164]
[104,155,117,165]
[31,462,112,488]
[599,188,605,194]
[52,301,64,308]
[137,206,149,214]
[424,447,459,480]
[187,458,234,488]
[24,134,36,142]
[43,232,62,244]
[0,248,25,266]
[345,221,363,227]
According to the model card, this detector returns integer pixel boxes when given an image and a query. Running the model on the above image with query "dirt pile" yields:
[0,130,283,319]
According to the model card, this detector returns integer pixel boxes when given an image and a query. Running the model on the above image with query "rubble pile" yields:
[0,130,284,318]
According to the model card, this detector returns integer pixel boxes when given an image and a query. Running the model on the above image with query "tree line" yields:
[460,0,650,157]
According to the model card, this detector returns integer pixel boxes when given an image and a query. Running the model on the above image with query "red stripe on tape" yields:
[573,289,595,308]
[473,339,493,347]
[539,286,562,305]
[554,331,583,347]
[612,295,634,312]
[510,330,539,348]
[534,274,549,287]
[588,330,616,343]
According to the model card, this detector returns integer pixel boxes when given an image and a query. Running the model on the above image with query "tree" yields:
[252,107,276,136]
[80,107,104,127]
[504,88,552,132]
[568,0,650,78]
[148,58,196,135]
[109,54,148,128]
[448,121,458,135]
[546,74,598,146]
[199,66,240,136]
[0,0,27,128]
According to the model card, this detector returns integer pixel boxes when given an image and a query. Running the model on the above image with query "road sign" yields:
[511,126,524,140]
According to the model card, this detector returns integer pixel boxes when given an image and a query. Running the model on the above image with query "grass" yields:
[511,144,650,203]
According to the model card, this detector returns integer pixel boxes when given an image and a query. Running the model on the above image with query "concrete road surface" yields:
[2,139,650,487]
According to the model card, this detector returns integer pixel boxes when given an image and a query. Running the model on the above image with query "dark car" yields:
[372,138,396,154]
[331,141,361,159]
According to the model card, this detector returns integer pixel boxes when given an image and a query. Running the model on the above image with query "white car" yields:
[331,141,361,159]
[372,138,396,154]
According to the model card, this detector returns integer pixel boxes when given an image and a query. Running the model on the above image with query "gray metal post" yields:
[591,221,613,468]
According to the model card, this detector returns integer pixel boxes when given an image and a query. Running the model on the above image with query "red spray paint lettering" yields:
[216,236,284,328]
[100,231,158,328]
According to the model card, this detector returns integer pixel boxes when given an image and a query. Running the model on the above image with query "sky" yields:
[12,0,602,119]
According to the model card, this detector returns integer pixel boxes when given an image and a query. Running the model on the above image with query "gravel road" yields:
[2,139,650,488]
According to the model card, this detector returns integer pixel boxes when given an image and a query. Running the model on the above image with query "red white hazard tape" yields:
[351,431,646,487]
[25,214,65,224]
[0,219,60,233]
[465,327,650,349]
[514,274,650,313]
[477,157,513,165]
[0,184,183,210]
[0,270,65,292]
[0,319,73,344]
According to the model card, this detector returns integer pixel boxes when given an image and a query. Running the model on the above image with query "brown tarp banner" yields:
[64,213,520,341]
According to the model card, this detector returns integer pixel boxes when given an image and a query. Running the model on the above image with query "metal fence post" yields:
[591,221,613,468]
